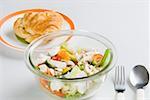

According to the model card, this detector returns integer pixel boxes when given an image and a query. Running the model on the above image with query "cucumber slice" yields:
[46,59,67,69]
[15,35,29,44]
[45,59,56,68]
[38,64,48,72]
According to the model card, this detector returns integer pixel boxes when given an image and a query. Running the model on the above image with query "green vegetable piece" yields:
[77,48,82,54]
[70,54,78,63]
[15,35,29,44]
[97,49,112,68]
[61,42,78,63]
[35,66,40,70]
[45,59,55,68]
[65,91,83,100]
[91,60,97,66]
[62,67,71,74]
[78,64,85,70]
[61,42,72,54]
[69,66,82,78]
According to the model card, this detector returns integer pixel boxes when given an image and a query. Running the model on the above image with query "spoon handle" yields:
[117,92,125,100]
[137,89,144,100]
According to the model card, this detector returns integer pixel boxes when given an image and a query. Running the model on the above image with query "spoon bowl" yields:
[129,65,149,100]
[130,65,149,89]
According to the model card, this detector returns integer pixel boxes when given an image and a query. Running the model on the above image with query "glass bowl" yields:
[25,30,117,100]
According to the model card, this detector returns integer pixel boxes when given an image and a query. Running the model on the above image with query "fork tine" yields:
[118,66,122,84]
[115,66,120,86]
[115,66,118,85]
[122,66,125,85]
[120,66,123,85]
[120,66,125,85]
[115,66,117,84]
[118,66,121,85]
[117,66,120,84]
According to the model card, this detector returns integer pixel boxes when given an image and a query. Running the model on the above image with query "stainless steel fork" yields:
[114,66,125,100]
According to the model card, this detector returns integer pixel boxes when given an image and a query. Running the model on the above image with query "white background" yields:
[0,0,149,100]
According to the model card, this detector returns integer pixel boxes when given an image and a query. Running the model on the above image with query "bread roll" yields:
[13,11,64,43]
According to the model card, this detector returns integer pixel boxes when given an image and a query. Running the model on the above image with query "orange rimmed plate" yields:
[0,9,75,52]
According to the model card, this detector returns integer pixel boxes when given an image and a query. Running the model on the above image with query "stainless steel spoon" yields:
[129,65,149,100]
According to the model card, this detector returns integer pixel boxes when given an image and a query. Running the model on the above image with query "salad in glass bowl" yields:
[25,30,117,100]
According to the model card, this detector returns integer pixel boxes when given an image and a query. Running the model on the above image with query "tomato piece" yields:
[93,54,103,62]
[52,55,61,61]
[39,78,51,91]
[53,90,65,97]
[57,49,71,61]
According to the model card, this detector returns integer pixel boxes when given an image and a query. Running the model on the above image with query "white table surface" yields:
[0,0,149,100]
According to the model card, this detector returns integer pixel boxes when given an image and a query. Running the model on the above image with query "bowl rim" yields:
[24,29,117,81]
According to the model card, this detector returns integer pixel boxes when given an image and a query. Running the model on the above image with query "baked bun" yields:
[13,11,64,43]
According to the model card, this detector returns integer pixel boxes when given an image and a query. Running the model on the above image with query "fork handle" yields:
[137,89,144,100]
[117,92,125,100]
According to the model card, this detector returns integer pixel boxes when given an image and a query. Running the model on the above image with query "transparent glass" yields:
[25,30,117,100]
